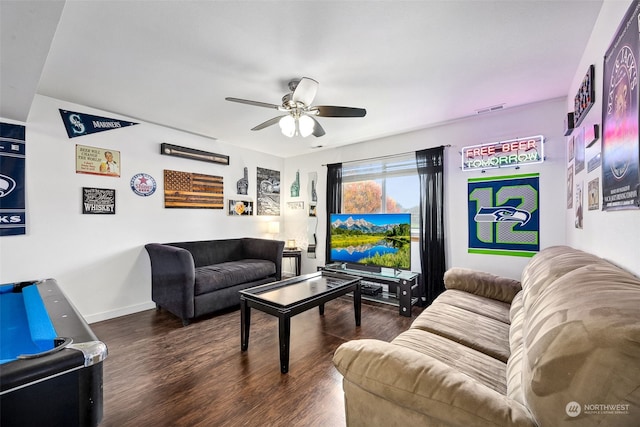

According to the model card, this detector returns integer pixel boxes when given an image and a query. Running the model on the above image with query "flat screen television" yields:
[329,213,411,271]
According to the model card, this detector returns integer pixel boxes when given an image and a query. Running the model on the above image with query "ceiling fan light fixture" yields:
[279,115,296,137]
[226,77,365,138]
[298,114,314,137]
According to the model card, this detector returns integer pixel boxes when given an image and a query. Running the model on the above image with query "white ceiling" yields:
[2,0,604,158]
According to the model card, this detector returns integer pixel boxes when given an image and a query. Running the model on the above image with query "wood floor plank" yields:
[91,297,422,426]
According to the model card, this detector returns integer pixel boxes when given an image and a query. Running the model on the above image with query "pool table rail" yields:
[0,278,107,427]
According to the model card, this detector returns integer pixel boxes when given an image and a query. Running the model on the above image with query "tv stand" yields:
[344,263,381,274]
[321,263,420,317]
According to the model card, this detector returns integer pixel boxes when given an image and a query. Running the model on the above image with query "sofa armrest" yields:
[443,267,521,303]
[144,243,196,322]
[241,238,285,280]
[333,339,535,427]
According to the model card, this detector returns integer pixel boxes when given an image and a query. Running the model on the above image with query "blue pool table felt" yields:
[1,284,57,364]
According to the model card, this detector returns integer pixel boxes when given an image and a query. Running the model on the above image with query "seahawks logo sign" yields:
[0,174,16,198]
[468,174,540,257]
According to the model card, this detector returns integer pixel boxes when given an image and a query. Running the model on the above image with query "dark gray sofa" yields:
[145,238,284,325]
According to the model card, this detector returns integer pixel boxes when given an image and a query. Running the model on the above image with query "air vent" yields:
[475,104,505,114]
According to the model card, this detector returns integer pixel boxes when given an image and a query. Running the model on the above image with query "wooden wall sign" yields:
[164,169,223,209]
[161,143,229,165]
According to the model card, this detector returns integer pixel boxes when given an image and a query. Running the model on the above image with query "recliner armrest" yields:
[444,267,521,303]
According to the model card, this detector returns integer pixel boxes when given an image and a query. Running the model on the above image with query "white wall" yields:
[283,98,568,281]
[564,0,640,277]
[0,94,284,322]
[3,2,638,325]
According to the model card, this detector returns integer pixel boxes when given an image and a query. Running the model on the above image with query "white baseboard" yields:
[86,301,156,324]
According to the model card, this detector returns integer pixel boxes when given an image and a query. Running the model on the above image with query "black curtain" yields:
[416,147,446,305]
[325,163,342,263]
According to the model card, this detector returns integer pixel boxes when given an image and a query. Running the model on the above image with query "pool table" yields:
[0,278,107,427]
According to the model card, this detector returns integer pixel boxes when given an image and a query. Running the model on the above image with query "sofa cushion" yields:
[170,239,245,267]
[521,263,640,426]
[194,260,276,295]
[444,267,522,303]
[409,298,511,363]
[435,289,512,324]
[392,328,508,394]
[520,246,609,312]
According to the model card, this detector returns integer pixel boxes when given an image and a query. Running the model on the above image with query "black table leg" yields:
[353,282,361,326]
[278,315,291,374]
[319,303,325,315]
[241,297,250,351]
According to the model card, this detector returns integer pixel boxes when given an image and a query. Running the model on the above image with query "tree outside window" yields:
[341,155,419,229]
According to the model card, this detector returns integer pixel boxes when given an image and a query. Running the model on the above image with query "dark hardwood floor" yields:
[91,296,422,427]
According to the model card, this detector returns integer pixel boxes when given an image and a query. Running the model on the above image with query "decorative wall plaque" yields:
[161,143,229,165]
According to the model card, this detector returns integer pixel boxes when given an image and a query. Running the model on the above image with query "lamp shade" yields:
[298,115,314,137]
[279,115,296,137]
[268,221,280,234]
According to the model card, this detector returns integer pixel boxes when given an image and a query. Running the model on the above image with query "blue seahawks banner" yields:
[468,173,540,257]
[0,122,26,236]
[59,109,138,138]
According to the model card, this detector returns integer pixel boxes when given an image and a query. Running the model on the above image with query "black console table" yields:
[321,263,420,317]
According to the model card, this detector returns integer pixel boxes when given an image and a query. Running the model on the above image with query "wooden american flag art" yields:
[164,169,224,209]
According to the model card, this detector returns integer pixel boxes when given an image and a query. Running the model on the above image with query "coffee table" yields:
[240,271,361,373]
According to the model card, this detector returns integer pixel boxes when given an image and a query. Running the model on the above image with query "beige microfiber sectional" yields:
[333,246,640,426]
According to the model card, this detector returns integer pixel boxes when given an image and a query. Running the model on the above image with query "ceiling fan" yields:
[225,77,366,138]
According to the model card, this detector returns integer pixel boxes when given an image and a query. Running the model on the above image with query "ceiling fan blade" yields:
[309,116,326,137]
[314,106,367,117]
[251,115,285,131]
[292,77,319,106]
[225,97,281,110]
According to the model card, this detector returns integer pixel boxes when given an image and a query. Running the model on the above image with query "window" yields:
[341,154,420,229]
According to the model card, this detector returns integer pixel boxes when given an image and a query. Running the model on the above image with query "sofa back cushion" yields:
[520,246,608,313]
[521,262,640,426]
[170,239,244,267]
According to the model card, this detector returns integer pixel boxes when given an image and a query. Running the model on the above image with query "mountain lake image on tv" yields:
[330,213,411,270]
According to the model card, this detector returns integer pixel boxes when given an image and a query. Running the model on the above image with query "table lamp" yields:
[285,239,297,250]
[268,221,280,239]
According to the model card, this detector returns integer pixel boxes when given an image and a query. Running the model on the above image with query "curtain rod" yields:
[322,144,451,166]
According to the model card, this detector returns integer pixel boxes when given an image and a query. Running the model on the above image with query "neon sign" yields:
[462,135,544,171]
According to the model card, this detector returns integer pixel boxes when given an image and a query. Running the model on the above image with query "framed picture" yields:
[82,187,115,214]
[588,178,600,211]
[567,165,574,209]
[228,199,253,216]
[574,65,595,128]
[567,135,575,162]
[76,145,121,177]
[257,167,280,215]
[575,181,584,229]
[574,127,585,174]
[602,0,640,210]
[287,201,304,210]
